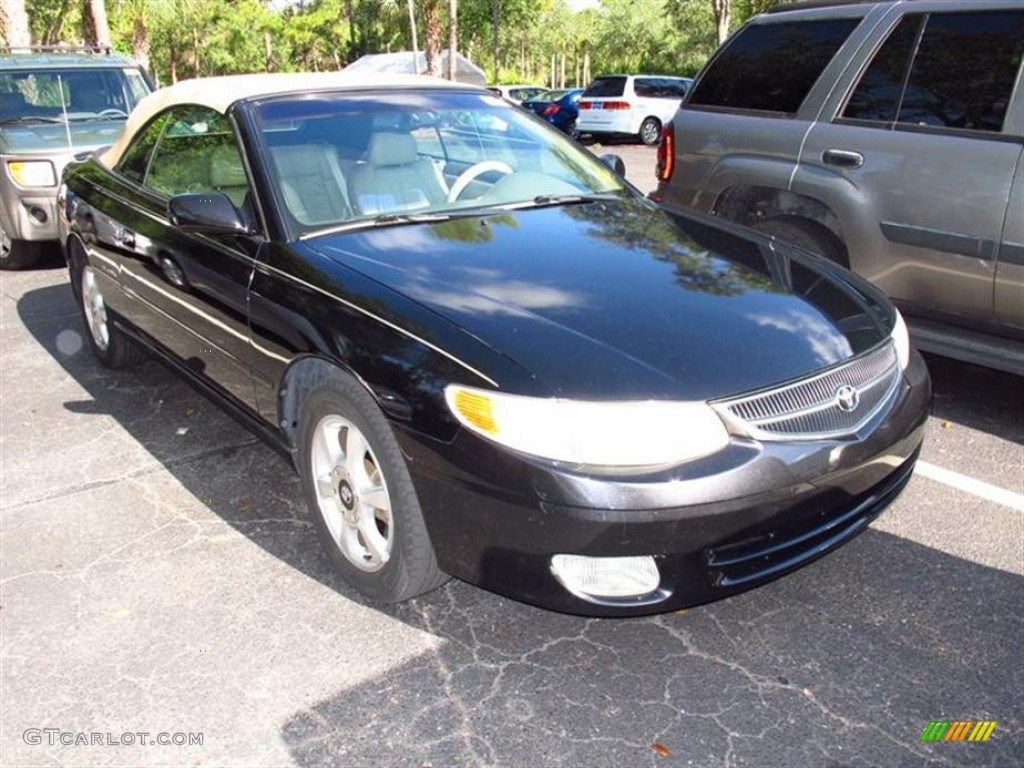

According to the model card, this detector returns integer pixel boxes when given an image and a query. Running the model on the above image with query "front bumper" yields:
[398,350,931,616]
[1,154,71,243]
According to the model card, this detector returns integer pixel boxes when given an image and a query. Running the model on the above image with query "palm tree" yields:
[0,0,31,47]
[82,0,112,49]
[447,0,457,81]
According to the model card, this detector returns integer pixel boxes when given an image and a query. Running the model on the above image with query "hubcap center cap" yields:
[338,480,355,511]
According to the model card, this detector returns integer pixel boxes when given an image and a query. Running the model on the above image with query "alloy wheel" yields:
[80,265,110,351]
[310,414,393,572]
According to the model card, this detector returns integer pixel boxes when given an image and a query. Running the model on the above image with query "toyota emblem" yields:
[835,384,859,413]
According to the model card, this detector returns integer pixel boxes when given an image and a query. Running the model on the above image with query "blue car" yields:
[522,88,584,137]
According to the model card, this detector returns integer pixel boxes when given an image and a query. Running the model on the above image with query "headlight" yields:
[8,160,57,187]
[890,309,910,370]
[445,385,730,467]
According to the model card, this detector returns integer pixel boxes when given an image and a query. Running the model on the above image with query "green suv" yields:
[1,47,152,269]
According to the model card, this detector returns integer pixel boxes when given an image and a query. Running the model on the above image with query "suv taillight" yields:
[604,101,631,110]
[655,122,674,182]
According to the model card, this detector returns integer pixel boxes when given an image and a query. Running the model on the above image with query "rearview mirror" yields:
[168,192,250,235]
[599,153,626,176]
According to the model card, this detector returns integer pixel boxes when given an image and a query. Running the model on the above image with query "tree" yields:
[82,0,111,48]
[1,0,31,46]
[710,0,730,45]
[447,0,457,80]
[422,0,441,76]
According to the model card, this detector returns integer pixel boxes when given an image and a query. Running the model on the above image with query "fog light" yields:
[30,206,47,223]
[551,554,660,601]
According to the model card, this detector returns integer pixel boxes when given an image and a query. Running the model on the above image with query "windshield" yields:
[252,90,627,237]
[0,68,150,123]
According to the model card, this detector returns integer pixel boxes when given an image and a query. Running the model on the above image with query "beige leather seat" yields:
[269,144,353,226]
[348,133,448,216]
[208,144,249,208]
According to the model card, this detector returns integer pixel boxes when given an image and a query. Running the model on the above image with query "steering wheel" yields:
[446,161,514,203]
[99,108,129,118]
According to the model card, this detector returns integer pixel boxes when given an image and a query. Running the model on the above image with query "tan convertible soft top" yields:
[100,71,473,168]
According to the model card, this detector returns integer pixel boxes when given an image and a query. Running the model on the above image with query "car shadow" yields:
[922,352,1023,446]
[277,530,1023,766]
[15,282,364,604]
[16,283,1023,767]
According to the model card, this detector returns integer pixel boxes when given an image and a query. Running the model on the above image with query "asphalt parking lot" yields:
[1,151,1022,767]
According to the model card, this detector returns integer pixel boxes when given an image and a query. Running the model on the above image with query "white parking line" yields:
[915,460,1024,512]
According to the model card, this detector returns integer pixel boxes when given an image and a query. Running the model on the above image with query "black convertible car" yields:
[58,72,931,616]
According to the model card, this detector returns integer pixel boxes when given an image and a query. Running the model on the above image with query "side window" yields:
[688,18,859,114]
[123,69,151,109]
[842,16,922,123]
[897,10,1024,133]
[116,111,170,184]
[583,77,626,98]
[145,106,250,206]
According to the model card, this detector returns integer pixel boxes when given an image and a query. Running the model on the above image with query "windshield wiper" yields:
[0,115,66,125]
[529,192,623,207]
[300,210,466,239]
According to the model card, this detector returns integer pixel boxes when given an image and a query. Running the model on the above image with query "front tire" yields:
[297,373,448,603]
[639,116,662,146]
[0,227,41,270]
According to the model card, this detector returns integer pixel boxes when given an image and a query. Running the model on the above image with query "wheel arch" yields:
[277,355,374,458]
[712,185,850,264]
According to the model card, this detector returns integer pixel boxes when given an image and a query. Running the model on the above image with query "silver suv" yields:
[1,47,152,269]
[653,0,1023,375]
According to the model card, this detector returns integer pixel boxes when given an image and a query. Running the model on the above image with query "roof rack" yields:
[767,0,898,12]
[0,45,113,55]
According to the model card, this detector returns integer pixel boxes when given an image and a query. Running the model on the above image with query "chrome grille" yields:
[715,342,901,440]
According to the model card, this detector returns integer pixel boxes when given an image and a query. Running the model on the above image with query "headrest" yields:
[208,144,248,187]
[367,132,419,166]
[269,144,338,175]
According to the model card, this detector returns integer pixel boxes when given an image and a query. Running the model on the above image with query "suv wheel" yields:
[639,117,662,146]
[0,226,40,270]
[753,216,848,267]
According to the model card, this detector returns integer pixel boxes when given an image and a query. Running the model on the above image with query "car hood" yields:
[0,119,125,155]
[309,200,892,401]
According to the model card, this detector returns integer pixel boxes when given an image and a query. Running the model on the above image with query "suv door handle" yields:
[114,226,136,249]
[822,149,864,168]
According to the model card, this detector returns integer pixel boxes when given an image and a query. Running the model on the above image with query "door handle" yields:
[822,149,864,168]
[114,226,136,249]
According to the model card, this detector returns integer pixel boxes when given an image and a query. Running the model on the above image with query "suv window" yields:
[689,18,858,114]
[583,77,626,98]
[898,10,1024,133]
[843,10,1024,133]
[842,16,921,123]
[0,68,145,119]
[635,78,691,99]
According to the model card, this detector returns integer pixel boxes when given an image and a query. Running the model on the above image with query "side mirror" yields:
[599,153,626,176]
[168,192,250,235]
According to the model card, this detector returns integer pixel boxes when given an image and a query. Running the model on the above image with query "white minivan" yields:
[576,75,693,145]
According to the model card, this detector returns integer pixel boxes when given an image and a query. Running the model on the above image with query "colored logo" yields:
[921,720,997,742]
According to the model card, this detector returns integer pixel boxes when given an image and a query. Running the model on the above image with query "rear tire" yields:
[297,373,449,604]
[753,216,848,267]
[639,117,662,146]
[69,241,145,368]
